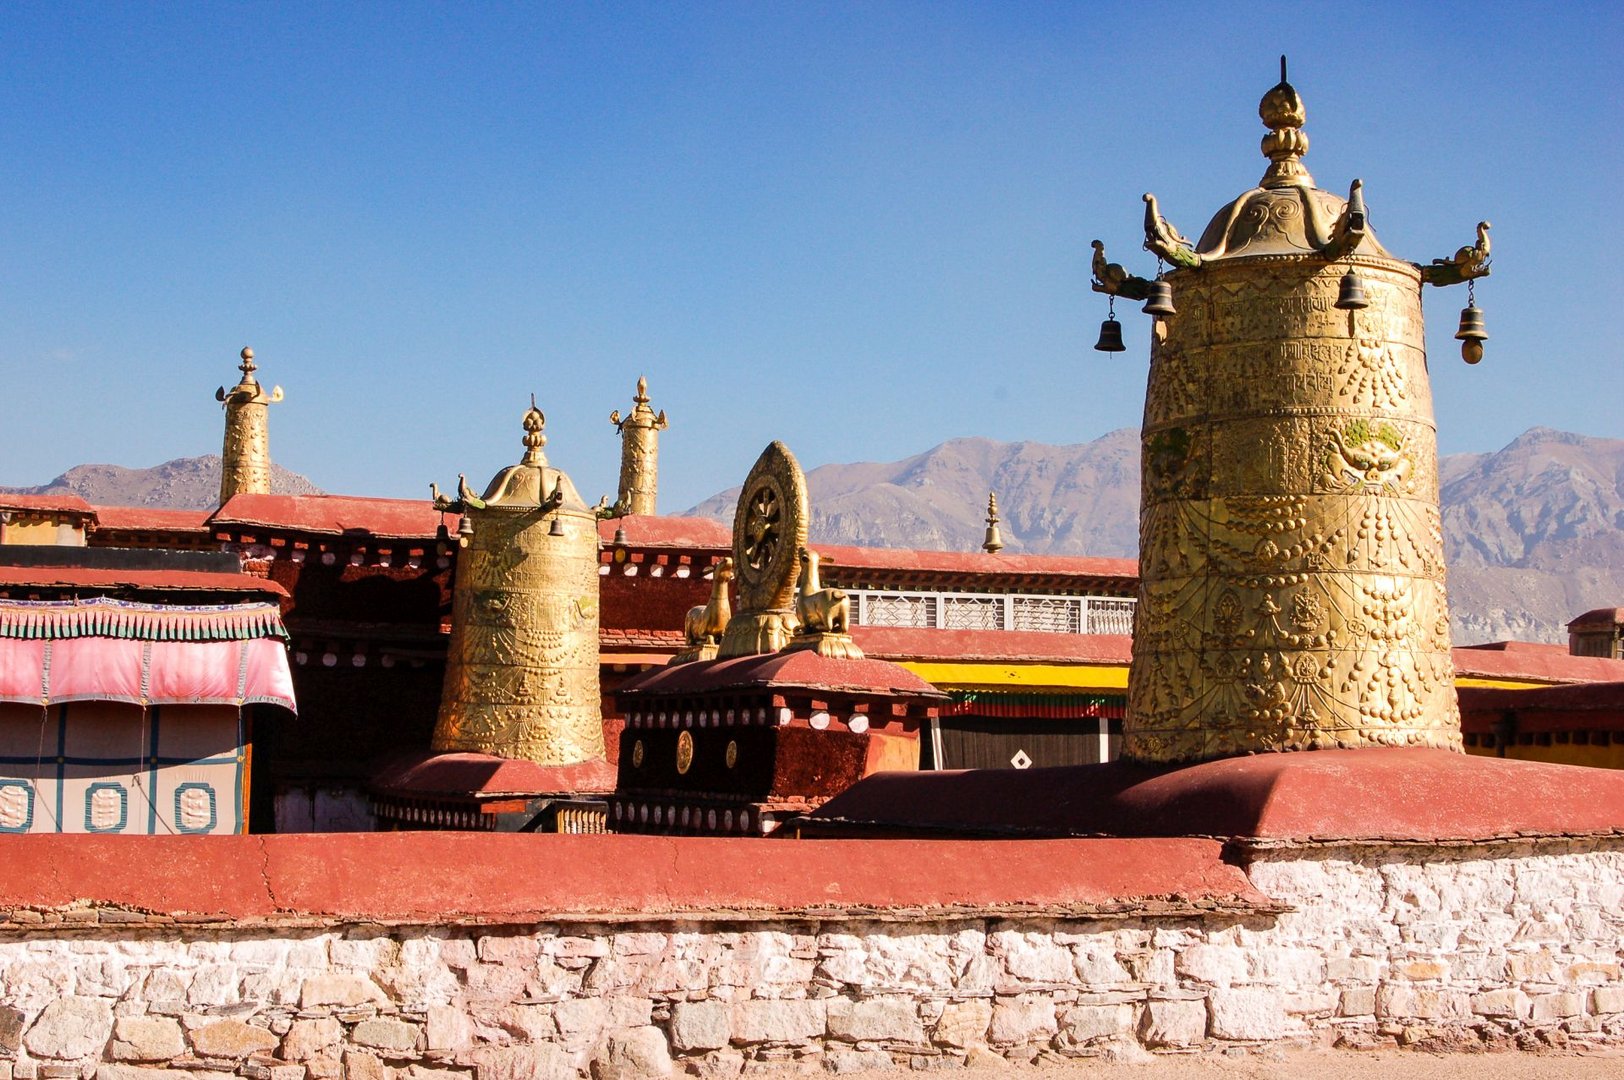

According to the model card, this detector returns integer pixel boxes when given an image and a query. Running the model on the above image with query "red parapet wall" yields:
[0,832,1271,925]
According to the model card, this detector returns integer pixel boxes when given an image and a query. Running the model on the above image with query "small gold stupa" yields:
[430,398,604,765]
[1094,61,1491,764]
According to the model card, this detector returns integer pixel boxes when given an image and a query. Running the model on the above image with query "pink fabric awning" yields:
[0,637,295,711]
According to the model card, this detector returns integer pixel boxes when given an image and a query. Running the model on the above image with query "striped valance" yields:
[0,598,287,642]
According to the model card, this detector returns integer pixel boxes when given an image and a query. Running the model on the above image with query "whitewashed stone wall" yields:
[0,840,1621,1078]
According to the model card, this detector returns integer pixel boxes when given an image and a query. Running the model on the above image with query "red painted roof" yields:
[1569,607,1624,630]
[0,566,287,597]
[595,516,1139,583]
[816,543,1138,581]
[212,493,458,540]
[810,747,1624,844]
[0,493,95,517]
[1457,640,1570,655]
[0,833,1273,922]
[598,515,732,549]
[1452,645,1624,684]
[371,752,617,798]
[619,649,947,700]
[1459,681,1624,733]
[91,505,212,533]
[854,627,1134,665]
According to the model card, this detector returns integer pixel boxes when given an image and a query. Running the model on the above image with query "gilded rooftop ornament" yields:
[430,397,604,765]
[215,346,283,506]
[787,547,863,660]
[718,442,808,658]
[1098,61,1493,764]
[608,375,669,517]
[982,492,1005,554]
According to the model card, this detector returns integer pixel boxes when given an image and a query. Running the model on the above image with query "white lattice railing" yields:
[849,590,1135,636]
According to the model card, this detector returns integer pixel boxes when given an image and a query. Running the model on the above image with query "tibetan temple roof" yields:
[213,493,458,540]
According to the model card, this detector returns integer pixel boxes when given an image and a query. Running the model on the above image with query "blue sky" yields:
[1,2,1619,511]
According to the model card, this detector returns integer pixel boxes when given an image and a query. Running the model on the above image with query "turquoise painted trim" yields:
[146,705,161,835]
[234,708,245,835]
[173,782,217,835]
[84,781,129,833]
[54,703,66,833]
[0,779,34,833]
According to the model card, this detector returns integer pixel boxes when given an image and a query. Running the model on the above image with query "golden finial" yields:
[982,491,1005,554]
[1259,55,1312,188]
[238,346,257,378]
[521,394,548,465]
[607,375,669,516]
[634,375,650,405]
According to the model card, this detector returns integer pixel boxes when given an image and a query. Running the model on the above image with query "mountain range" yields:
[0,455,322,508]
[5,430,1618,645]
[689,427,1624,645]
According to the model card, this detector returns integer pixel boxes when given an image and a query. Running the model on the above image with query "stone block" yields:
[825,1050,893,1073]
[468,1045,579,1080]
[1592,987,1624,1015]
[493,1005,555,1042]
[730,1000,825,1044]
[351,1019,419,1054]
[1175,945,1248,987]
[1400,960,1448,982]
[341,1051,390,1080]
[670,1001,730,1052]
[25,996,115,1060]
[825,998,925,1044]
[94,1069,203,1080]
[1565,962,1621,984]
[0,1007,24,1053]
[1339,987,1376,1017]
[189,1019,279,1059]
[685,1049,745,1079]
[399,1069,462,1080]
[298,974,386,1009]
[1470,990,1529,1019]
[1529,992,1582,1022]
[280,1017,342,1061]
[932,1001,991,1048]
[593,1027,673,1079]
[1207,989,1285,1041]
[987,996,1055,1045]
[1058,1003,1131,1045]
[1139,999,1205,1048]
[422,1006,470,1053]
[555,998,609,1047]
[477,935,541,966]
[110,1017,186,1061]
[1375,984,1468,1021]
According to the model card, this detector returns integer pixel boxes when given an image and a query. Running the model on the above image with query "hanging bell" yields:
[1093,317,1126,353]
[1142,279,1176,318]
[549,517,566,537]
[456,514,474,546]
[1334,268,1369,310]
[1455,305,1487,364]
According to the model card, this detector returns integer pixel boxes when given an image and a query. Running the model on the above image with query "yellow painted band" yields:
[1454,677,1553,690]
[898,661,1129,692]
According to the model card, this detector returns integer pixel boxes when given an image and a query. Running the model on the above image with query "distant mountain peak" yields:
[1,455,322,509]
[688,426,1624,643]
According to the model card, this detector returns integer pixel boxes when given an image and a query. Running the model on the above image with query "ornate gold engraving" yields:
[718,442,808,657]
[431,399,605,764]
[1120,71,1468,764]
[725,740,738,769]
[215,347,284,506]
[608,375,669,516]
[676,730,694,775]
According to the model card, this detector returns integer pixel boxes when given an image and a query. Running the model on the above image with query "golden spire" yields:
[608,375,669,516]
[520,394,548,466]
[1259,55,1312,188]
[215,346,284,506]
[982,492,1005,554]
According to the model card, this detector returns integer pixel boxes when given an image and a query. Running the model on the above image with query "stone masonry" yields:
[0,840,1621,1077]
